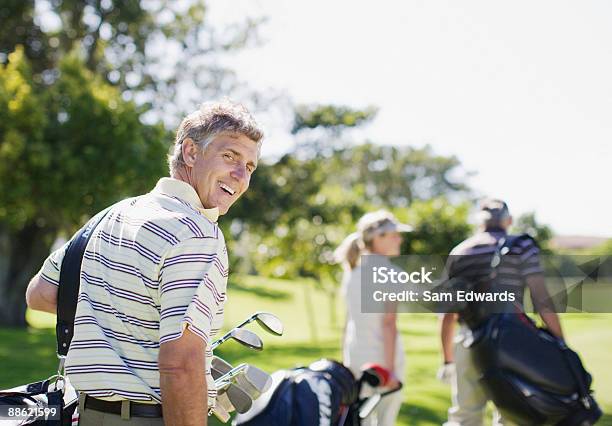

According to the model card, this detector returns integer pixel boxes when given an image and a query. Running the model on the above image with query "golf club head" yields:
[212,356,233,376]
[358,393,381,419]
[234,365,272,399]
[253,312,284,336]
[231,328,263,351]
[226,384,253,414]
[212,328,263,352]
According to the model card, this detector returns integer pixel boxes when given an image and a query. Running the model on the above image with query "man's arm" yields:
[526,274,563,339]
[436,312,457,384]
[25,273,58,313]
[440,313,457,363]
[159,327,208,426]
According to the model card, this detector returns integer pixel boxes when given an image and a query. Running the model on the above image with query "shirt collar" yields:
[484,226,507,235]
[152,177,219,223]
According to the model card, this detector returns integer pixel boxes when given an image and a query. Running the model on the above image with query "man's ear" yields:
[181,138,199,167]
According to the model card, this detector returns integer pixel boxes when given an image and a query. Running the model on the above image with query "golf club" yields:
[226,384,253,414]
[234,364,272,399]
[212,355,233,379]
[215,364,249,391]
[211,328,263,351]
[235,311,284,336]
[213,357,271,400]
[358,383,403,420]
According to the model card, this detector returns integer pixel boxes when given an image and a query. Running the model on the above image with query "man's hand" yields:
[436,362,455,385]
[26,273,58,313]
[159,327,208,426]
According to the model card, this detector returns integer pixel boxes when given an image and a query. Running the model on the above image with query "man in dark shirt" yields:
[439,199,563,426]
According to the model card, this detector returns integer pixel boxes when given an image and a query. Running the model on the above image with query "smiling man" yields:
[25,100,263,426]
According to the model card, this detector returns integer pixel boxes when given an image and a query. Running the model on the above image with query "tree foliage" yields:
[512,211,554,252]
[0,47,168,326]
[0,46,168,230]
[292,104,378,134]
[225,104,473,286]
[0,0,261,326]
[0,0,260,121]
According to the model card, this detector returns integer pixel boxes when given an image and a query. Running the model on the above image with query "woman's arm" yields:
[382,301,401,387]
[382,310,397,372]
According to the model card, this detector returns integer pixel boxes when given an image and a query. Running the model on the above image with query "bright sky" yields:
[208,0,612,238]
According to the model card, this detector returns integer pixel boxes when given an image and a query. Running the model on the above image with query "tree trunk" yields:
[0,223,55,327]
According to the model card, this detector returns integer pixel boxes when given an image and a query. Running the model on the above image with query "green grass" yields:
[2,275,611,425]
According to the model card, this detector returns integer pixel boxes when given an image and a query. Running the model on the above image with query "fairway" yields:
[3,275,611,425]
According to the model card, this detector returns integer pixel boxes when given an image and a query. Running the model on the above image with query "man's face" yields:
[189,132,258,215]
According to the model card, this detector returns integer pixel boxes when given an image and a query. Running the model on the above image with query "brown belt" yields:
[85,396,163,418]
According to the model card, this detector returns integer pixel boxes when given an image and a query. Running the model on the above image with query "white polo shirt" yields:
[341,260,405,378]
[40,177,228,407]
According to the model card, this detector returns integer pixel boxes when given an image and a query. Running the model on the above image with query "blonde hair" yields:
[334,210,403,269]
[334,232,364,270]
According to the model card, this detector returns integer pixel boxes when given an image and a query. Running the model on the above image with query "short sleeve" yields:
[39,240,70,287]
[519,238,544,277]
[158,237,228,346]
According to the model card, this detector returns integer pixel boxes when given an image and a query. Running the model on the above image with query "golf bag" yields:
[233,359,358,426]
[459,235,602,425]
[0,209,109,425]
[233,359,401,426]
[469,312,601,425]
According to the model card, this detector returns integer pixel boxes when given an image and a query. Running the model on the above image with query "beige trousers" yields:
[77,394,164,426]
[443,327,513,426]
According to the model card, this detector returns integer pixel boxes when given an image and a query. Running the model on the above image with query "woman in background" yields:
[335,210,412,426]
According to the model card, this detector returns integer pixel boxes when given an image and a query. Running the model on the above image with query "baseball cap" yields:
[478,198,510,225]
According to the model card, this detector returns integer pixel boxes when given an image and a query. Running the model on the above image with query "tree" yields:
[512,211,554,252]
[0,0,264,326]
[0,0,261,122]
[0,47,168,326]
[402,198,473,255]
[225,105,473,282]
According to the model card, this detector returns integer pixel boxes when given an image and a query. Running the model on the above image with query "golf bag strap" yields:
[487,233,534,313]
[559,342,592,408]
[56,207,110,356]
[489,234,531,270]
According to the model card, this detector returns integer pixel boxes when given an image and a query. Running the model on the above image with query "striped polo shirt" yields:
[39,177,228,407]
[446,229,543,311]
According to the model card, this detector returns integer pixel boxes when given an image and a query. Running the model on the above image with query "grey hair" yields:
[168,99,264,176]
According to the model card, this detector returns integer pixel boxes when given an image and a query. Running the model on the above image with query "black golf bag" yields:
[456,234,602,425]
[468,312,601,425]
[233,359,401,426]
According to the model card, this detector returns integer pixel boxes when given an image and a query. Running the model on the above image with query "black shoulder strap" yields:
[56,208,110,356]
[490,233,532,270]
